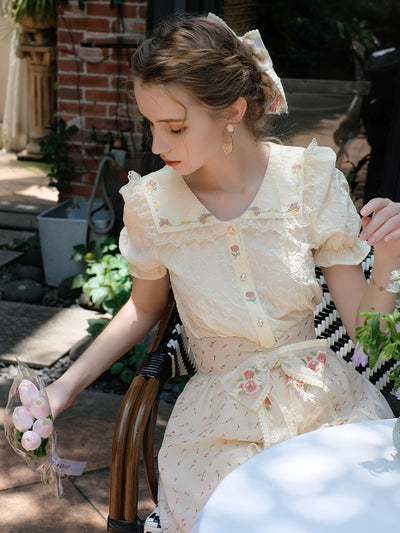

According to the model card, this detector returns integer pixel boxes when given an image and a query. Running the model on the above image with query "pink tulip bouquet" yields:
[4,361,86,495]
[354,269,400,397]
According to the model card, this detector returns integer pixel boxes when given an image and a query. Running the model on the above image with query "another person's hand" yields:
[360,198,400,259]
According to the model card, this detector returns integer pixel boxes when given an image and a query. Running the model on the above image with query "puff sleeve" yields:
[118,172,167,280]
[305,140,370,267]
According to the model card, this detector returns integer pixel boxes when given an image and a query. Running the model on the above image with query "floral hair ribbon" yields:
[207,13,288,115]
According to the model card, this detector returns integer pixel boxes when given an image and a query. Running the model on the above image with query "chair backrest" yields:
[139,248,398,395]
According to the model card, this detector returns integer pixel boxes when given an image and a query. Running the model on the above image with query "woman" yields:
[47,14,400,532]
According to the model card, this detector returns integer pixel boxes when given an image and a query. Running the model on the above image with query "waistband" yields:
[191,315,320,375]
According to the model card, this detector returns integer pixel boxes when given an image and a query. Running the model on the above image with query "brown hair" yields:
[131,15,274,140]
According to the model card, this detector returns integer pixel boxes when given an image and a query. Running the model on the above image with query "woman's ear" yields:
[227,96,248,124]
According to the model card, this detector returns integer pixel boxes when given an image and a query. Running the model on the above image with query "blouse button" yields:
[257,319,264,327]
[240,273,247,282]
[227,225,235,234]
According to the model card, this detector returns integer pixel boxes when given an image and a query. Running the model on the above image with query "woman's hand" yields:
[45,379,74,420]
[360,198,400,259]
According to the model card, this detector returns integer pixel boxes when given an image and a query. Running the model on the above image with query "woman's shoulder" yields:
[120,165,177,200]
[269,138,336,165]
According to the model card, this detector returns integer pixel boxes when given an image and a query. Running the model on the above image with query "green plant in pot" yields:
[12,0,58,29]
[2,0,63,30]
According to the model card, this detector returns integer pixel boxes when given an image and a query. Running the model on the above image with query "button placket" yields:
[225,223,275,346]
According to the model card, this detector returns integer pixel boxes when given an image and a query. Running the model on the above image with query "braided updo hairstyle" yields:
[131,15,274,140]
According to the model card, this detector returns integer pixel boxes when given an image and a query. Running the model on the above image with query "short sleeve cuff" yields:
[313,236,370,267]
[129,264,167,280]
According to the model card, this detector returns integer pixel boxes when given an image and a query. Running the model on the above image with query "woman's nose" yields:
[151,129,169,155]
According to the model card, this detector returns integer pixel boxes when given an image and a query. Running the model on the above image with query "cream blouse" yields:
[119,139,370,347]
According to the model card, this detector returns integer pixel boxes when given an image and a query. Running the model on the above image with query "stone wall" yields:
[57,0,147,197]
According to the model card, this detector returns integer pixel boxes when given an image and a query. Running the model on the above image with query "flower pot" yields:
[38,199,111,287]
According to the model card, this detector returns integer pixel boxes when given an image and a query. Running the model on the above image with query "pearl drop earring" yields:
[223,124,235,155]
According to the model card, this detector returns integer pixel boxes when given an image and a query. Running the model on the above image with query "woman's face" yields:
[134,81,227,175]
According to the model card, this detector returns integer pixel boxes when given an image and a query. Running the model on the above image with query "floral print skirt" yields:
[157,322,393,532]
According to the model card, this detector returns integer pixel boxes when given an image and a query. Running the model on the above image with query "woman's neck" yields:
[186,131,269,195]
[183,131,270,221]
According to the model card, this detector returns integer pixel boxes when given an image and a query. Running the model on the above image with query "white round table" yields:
[191,418,400,533]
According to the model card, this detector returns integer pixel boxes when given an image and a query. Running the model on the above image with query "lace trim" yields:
[120,141,363,255]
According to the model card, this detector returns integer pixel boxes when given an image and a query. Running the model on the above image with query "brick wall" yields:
[57,0,147,198]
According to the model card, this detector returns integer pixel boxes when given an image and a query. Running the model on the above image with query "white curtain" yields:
[2,28,29,151]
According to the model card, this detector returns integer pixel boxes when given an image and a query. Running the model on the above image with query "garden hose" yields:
[86,153,117,237]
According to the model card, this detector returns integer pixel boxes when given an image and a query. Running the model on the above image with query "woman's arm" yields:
[322,198,400,342]
[46,274,170,418]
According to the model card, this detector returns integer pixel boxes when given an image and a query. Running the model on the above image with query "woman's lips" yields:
[162,159,181,167]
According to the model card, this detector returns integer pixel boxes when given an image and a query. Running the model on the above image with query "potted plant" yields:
[10,0,59,30]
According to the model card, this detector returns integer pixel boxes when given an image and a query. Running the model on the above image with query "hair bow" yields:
[207,13,288,115]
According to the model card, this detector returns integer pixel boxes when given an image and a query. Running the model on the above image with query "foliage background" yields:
[257,0,400,80]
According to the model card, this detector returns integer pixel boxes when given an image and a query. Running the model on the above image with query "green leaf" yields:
[86,317,109,336]
[90,286,111,303]
[120,367,136,384]
[71,274,86,289]
[110,361,124,375]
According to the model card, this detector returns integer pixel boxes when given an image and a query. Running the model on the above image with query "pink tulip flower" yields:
[29,397,51,419]
[18,380,39,407]
[12,406,34,431]
[33,417,53,439]
[21,430,42,451]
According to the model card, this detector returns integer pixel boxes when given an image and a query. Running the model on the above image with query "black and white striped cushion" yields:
[144,507,161,532]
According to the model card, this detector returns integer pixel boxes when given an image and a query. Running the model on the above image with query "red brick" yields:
[84,116,120,131]
[76,46,107,62]
[58,101,80,115]
[123,20,145,34]
[58,87,83,100]
[85,3,118,17]
[59,4,82,17]
[58,29,85,45]
[120,4,137,18]
[84,144,107,158]
[84,88,119,103]
[57,58,83,73]
[137,5,147,19]
[86,61,121,75]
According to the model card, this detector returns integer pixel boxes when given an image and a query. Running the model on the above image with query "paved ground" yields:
[0,381,172,532]
[0,150,170,531]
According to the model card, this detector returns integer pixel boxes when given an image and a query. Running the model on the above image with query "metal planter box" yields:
[38,199,110,287]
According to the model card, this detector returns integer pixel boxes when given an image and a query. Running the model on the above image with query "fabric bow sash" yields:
[220,339,329,413]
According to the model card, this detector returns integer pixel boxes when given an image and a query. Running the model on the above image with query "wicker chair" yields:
[107,249,399,533]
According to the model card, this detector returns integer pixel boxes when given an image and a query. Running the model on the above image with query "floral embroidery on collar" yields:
[146,179,213,229]
[143,147,304,232]
[246,164,302,216]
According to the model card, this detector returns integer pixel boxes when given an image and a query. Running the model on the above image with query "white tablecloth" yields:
[191,418,400,533]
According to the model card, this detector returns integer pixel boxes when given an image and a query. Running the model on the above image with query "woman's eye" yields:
[170,128,184,135]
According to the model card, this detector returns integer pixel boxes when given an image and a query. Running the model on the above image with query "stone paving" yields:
[0,300,103,367]
[0,381,172,532]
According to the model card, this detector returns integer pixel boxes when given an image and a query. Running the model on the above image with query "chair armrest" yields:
[108,292,196,529]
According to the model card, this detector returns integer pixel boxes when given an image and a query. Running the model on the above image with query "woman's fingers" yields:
[359,198,400,244]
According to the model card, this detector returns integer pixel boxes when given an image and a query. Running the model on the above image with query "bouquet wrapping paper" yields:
[4,360,86,496]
